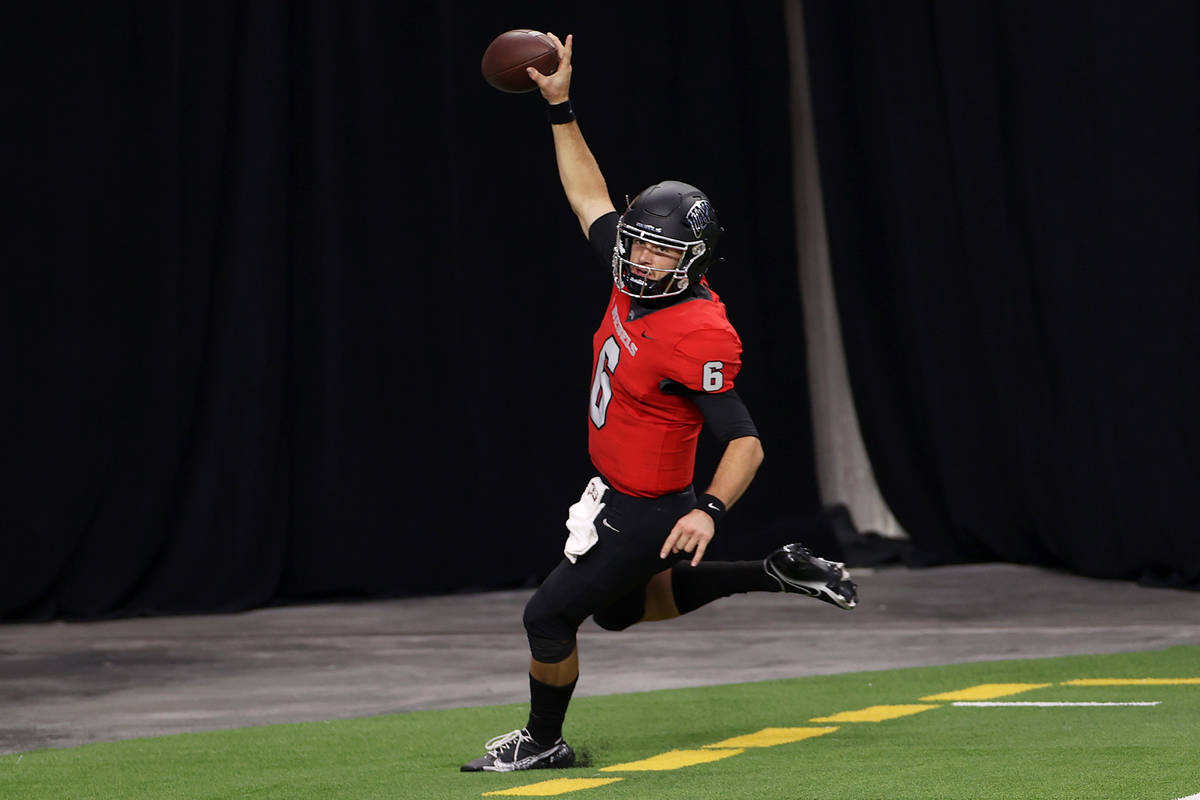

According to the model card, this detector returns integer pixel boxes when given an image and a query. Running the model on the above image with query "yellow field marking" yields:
[922,683,1052,701]
[600,748,743,772]
[811,704,940,723]
[702,726,839,749]
[1063,678,1200,686]
[953,700,1159,707]
[482,778,623,796]
[481,675,1198,796]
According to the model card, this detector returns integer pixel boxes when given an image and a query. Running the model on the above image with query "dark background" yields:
[4,1,1197,621]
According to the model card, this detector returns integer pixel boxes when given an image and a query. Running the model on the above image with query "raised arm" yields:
[527,33,617,237]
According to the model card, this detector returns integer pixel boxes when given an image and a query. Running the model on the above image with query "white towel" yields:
[564,476,608,563]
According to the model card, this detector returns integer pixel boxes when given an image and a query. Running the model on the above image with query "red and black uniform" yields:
[587,259,744,497]
[523,213,759,649]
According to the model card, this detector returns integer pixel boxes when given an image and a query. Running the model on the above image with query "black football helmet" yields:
[613,180,722,299]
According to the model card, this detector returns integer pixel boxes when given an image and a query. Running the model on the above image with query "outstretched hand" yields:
[528,32,572,105]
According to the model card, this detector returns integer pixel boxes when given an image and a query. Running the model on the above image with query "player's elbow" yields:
[750,437,764,470]
[732,435,764,471]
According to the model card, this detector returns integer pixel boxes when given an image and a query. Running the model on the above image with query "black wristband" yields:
[695,493,726,526]
[546,99,575,125]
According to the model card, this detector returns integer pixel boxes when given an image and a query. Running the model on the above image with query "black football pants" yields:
[523,482,696,661]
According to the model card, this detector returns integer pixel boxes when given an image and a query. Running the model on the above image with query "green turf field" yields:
[3,645,1199,800]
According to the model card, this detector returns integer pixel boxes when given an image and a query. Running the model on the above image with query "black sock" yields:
[670,560,780,615]
[526,674,577,744]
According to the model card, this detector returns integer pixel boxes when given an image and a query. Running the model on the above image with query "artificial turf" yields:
[3,645,1198,800]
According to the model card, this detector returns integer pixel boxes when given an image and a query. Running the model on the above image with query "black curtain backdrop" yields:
[9,2,1197,623]
[4,3,817,620]
[803,1,1200,586]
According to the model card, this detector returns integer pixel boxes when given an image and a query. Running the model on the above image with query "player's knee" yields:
[523,591,577,663]
[592,581,648,631]
[591,605,639,631]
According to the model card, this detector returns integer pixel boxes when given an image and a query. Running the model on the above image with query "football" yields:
[481,29,559,93]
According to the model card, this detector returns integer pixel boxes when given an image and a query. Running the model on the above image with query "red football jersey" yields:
[587,282,744,497]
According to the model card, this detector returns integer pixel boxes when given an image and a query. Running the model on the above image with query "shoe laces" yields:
[485,729,532,754]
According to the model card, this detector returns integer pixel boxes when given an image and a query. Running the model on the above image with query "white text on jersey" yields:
[610,303,639,357]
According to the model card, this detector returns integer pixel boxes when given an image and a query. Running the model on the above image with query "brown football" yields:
[481,29,559,94]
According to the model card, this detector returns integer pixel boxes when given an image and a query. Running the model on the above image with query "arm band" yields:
[668,385,759,443]
[695,493,727,525]
[546,99,575,125]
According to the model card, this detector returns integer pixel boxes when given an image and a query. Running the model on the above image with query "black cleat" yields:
[765,543,858,610]
[460,728,576,773]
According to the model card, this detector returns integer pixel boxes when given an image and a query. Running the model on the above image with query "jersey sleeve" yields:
[587,211,620,271]
[661,383,759,442]
[667,325,743,394]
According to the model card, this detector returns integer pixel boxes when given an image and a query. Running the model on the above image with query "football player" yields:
[462,32,858,774]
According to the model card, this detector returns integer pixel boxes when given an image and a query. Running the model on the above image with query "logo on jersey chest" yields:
[610,303,639,357]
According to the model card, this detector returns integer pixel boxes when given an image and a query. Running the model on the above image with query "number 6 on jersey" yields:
[702,360,724,392]
[589,336,621,428]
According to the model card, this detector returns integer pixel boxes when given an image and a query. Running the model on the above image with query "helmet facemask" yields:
[611,182,720,300]
[613,224,707,299]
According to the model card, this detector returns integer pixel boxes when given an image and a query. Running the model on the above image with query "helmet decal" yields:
[685,199,715,238]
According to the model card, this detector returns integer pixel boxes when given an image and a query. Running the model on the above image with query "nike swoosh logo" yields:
[708,503,721,511]
[601,518,620,532]
[640,331,655,339]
